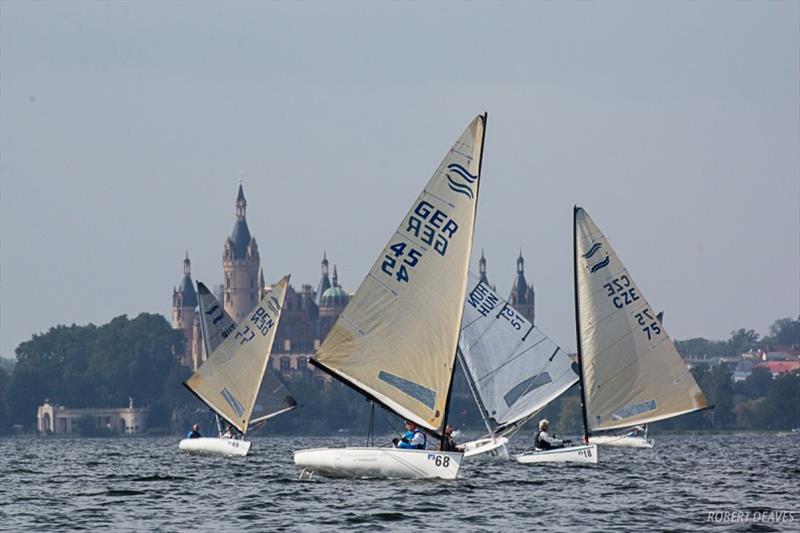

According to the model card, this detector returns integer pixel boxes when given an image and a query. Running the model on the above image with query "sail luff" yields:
[440,112,488,441]
[573,206,592,442]
[312,114,487,433]
[574,207,709,432]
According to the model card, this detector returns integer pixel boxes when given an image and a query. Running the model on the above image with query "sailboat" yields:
[179,276,290,457]
[519,206,711,464]
[195,282,298,429]
[572,206,709,449]
[457,271,579,460]
[293,114,487,479]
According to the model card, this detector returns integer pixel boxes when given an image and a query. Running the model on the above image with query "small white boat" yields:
[461,436,509,461]
[179,277,293,458]
[294,448,462,480]
[516,444,598,465]
[179,437,251,457]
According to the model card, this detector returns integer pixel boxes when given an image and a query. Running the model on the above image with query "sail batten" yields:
[574,207,708,432]
[458,272,579,430]
[185,276,290,433]
[312,115,487,433]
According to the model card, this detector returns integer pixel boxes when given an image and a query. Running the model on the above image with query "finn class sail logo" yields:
[445,163,478,199]
[583,242,610,273]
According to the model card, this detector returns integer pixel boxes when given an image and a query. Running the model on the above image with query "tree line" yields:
[0,315,797,436]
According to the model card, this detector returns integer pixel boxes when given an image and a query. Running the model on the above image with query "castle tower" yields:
[316,252,331,304]
[478,249,490,286]
[172,252,198,368]
[223,184,261,322]
[508,250,535,324]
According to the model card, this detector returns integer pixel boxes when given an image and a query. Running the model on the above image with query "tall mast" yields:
[573,205,591,443]
[440,113,488,449]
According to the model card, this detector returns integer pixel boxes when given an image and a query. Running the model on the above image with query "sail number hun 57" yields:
[381,200,459,284]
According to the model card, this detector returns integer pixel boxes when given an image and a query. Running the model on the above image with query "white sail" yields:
[459,272,578,432]
[313,115,487,433]
[574,207,708,432]
[196,283,297,427]
[185,276,290,433]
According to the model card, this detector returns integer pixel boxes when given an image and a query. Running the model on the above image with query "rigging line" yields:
[379,407,404,443]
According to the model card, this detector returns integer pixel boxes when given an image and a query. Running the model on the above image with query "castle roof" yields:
[320,285,348,309]
[177,253,197,307]
[229,219,252,259]
[320,264,348,308]
[228,184,254,259]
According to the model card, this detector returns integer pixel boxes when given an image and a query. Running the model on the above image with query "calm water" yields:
[0,433,797,532]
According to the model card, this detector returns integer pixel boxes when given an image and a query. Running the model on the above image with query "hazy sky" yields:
[1,1,798,358]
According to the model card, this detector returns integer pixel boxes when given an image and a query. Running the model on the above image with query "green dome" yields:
[321,285,348,308]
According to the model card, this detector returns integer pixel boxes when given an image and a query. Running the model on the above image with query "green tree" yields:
[6,314,185,431]
[738,367,773,399]
[727,328,760,356]
[766,316,800,348]
[0,367,9,434]
[760,373,800,430]
[709,364,735,428]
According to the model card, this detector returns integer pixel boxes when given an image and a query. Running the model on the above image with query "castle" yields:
[171,185,535,372]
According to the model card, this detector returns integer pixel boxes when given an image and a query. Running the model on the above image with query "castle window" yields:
[284,339,291,352]
[226,276,230,289]
[280,357,291,372]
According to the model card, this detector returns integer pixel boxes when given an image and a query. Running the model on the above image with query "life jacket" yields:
[534,431,551,450]
[413,429,427,450]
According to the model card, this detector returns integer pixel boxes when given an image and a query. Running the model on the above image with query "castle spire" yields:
[479,248,489,285]
[236,182,247,218]
[332,264,339,287]
[513,250,527,304]
[316,251,332,304]
[183,250,191,276]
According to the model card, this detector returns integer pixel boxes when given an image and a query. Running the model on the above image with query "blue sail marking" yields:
[590,256,610,273]
[583,242,603,259]
[446,176,474,199]
[447,163,478,183]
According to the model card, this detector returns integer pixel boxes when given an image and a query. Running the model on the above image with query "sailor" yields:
[221,425,235,439]
[187,424,202,439]
[392,420,427,450]
[441,425,463,452]
[534,419,569,450]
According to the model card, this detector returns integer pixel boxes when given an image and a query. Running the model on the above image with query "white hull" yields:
[179,437,251,457]
[516,444,598,464]
[294,447,462,479]
[589,435,654,448]
[461,436,510,461]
